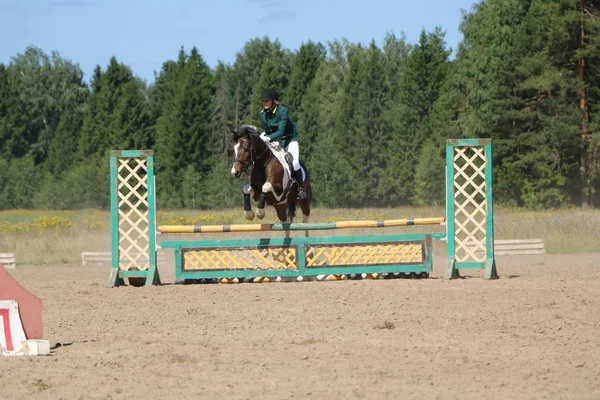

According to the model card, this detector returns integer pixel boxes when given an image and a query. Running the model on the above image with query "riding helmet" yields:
[260,88,279,101]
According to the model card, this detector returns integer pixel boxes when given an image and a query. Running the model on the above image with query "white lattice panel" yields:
[182,247,297,271]
[118,158,150,271]
[306,243,423,267]
[453,147,487,262]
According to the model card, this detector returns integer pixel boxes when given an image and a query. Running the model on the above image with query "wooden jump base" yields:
[162,233,433,283]
[107,139,497,287]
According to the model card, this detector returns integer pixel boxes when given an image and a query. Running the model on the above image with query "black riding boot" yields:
[294,169,307,200]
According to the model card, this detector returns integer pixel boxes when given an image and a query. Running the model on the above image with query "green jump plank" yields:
[161,233,431,249]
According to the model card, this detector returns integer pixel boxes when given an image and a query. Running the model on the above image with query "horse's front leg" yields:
[255,182,274,220]
[242,184,256,220]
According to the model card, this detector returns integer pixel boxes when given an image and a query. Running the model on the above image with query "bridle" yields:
[234,136,271,173]
[234,138,254,173]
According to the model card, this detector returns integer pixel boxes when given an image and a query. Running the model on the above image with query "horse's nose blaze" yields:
[231,142,242,176]
[231,162,241,176]
[231,141,251,177]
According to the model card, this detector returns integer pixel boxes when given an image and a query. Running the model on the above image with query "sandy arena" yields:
[1,253,599,400]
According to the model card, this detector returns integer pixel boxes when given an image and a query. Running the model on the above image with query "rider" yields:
[258,88,306,199]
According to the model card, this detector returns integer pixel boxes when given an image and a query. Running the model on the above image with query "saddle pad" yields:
[265,141,292,186]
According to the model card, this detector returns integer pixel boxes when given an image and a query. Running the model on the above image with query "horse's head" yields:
[230,125,258,178]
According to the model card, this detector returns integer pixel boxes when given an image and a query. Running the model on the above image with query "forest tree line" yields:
[1,0,599,210]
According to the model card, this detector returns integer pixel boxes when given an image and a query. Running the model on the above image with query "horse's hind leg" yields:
[298,180,311,237]
[300,206,310,223]
[273,205,291,238]
[274,205,288,223]
[297,200,311,237]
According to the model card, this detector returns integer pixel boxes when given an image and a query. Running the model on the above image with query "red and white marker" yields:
[0,265,49,356]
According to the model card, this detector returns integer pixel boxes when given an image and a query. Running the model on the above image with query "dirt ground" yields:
[1,253,599,400]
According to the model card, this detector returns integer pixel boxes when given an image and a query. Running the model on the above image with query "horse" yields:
[230,125,312,226]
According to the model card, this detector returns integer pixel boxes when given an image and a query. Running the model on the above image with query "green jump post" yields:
[444,139,497,279]
[107,150,160,287]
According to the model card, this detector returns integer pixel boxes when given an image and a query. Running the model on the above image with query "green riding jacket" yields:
[259,104,299,148]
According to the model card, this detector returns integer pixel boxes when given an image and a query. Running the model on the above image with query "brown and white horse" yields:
[230,125,311,224]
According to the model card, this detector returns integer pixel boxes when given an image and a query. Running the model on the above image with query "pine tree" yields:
[4,47,87,163]
[388,27,451,204]
[47,106,85,176]
[154,47,215,208]
[0,156,40,209]
[455,0,600,207]
[576,0,600,206]
[287,41,326,113]
[334,44,369,205]
[413,139,446,206]
[79,57,152,161]
[251,46,294,125]
[382,32,411,105]
[361,41,393,204]
[231,37,282,126]
[204,62,242,208]
[298,41,352,206]
[0,64,27,159]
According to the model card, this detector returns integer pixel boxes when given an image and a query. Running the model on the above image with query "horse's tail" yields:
[287,201,297,222]
[298,160,314,204]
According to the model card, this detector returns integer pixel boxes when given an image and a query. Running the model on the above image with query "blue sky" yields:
[0,0,479,84]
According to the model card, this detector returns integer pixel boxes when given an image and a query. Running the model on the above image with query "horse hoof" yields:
[256,208,266,219]
[245,210,255,220]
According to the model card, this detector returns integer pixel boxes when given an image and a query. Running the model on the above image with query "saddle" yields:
[268,142,295,178]
[278,147,306,199]
[263,142,300,203]
[284,152,294,173]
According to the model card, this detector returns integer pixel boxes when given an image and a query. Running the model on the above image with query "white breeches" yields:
[285,141,300,171]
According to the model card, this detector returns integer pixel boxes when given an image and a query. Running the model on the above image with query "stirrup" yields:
[284,153,293,164]
[296,185,307,200]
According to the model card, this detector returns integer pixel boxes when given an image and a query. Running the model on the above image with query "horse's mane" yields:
[232,124,259,141]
